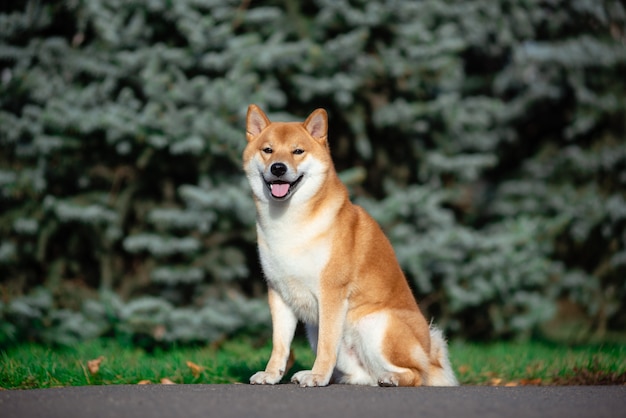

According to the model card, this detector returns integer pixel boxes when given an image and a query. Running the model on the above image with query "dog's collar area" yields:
[265,175,304,200]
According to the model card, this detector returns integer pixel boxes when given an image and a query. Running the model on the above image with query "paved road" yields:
[1,384,625,418]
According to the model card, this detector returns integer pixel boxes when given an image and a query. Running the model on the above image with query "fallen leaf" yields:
[520,378,542,386]
[186,361,204,378]
[458,365,470,375]
[87,356,104,375]
[137,380,152,385]
[489,378,503,386]
[160,378,176,384]
[504,381,519,387]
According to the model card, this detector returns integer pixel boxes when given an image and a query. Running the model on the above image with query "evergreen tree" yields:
[0,0,624,345]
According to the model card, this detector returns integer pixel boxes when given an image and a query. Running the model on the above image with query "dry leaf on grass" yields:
[160,378,176,384]
[457,365,470,375]
[186,361,204,378]
[520,378,543,386]
[489,377,528,387]
[87,356,104,375]
[137,380,152,385]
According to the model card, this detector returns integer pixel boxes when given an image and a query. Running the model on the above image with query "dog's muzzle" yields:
[265,163,303,200]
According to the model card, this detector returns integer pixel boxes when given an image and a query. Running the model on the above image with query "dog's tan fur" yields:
[244,105,457,387]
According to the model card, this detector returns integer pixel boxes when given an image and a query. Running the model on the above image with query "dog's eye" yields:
[262,147,273,154]
[293,149,304,155]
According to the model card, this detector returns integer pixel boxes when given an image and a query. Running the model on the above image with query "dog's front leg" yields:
[291,288,348,387]
[250,288,297,384]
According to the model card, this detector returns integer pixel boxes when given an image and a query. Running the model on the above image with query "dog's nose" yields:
[270,162,288,177]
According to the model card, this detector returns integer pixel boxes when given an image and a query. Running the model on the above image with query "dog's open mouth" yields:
[266,176,303,200]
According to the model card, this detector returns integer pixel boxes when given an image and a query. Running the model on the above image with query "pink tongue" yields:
[271,183,290,198]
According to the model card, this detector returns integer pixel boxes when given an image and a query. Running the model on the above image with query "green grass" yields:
[1,337,625,389]
[450,340,626,385]
[0,336,314,389]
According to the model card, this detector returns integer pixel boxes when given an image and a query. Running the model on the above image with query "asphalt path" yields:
[1,384,625,418]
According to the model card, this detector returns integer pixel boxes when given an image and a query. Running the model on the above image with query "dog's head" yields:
[243,105,331,204]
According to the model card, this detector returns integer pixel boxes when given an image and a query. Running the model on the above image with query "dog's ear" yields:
[247,104,271,142]
[303,109,328,142]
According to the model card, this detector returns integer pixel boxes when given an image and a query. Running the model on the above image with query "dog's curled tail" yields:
[427,325,459,386]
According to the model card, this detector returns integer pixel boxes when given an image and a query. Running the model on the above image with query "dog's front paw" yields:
[377,372,399,387]
[250,371,282,385]
[291,370,330,387]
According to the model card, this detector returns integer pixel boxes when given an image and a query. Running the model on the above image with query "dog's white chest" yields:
[257,216,332,324]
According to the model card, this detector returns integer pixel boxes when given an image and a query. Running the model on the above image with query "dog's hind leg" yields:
[354,310,431,387]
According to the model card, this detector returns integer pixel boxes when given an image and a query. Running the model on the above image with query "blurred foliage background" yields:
[0,0,625,348]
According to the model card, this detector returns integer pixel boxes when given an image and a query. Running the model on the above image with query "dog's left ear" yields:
[247,104,271,142]
[304,109,328,143]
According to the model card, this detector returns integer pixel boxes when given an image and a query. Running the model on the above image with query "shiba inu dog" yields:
[244,104,458,387]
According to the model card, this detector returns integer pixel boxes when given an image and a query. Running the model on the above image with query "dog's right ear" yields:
[247,104,271,142]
